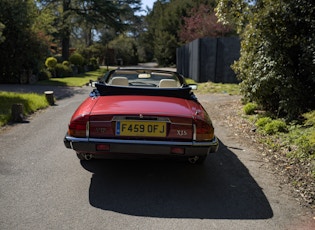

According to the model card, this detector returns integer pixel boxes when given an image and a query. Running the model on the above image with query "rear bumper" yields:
[64,134,219,158]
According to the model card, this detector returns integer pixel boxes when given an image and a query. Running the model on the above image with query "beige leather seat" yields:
[110,77,129,86]
[159,79,178,88]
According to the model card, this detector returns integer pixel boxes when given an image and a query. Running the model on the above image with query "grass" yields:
[36,68,108,87]
[0,92,49,127]
[186,79,240,95]
[244,108,315,177]
[0,68,109,127]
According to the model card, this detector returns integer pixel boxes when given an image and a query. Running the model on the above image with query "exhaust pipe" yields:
[188,156,199,164]
[84,153,93,160]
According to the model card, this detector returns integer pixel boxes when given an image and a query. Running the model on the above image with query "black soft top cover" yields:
[93,83,197,100]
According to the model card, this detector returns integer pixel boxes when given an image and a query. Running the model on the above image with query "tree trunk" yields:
[62,0,71,61]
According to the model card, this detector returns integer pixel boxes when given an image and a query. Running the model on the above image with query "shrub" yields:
[256,117,273,128]
[264,120,287,135]
[69,53,84,66]
[225,1,315,120]
[55,63,72,78]
[45,57,57,69]
[38,69,51,81]
[303,111,315,126]
[62,61,70,67]
[243,102,258,115]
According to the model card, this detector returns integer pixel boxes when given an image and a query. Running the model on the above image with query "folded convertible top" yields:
[93,83,197,100]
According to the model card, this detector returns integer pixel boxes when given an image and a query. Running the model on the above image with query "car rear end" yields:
[64,95,218,163]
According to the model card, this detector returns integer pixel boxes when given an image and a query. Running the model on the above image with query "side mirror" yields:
[89,80,97,88]
[189,84,198,90]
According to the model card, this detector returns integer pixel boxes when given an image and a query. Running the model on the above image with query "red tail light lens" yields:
[68,115,89,137]
[194,119,214,141]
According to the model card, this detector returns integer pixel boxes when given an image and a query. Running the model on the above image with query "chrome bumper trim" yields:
[64,135,218,147]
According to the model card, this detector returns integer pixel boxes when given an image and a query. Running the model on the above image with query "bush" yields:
[54,63,72,78]
[45,57,57,69]
[264,120,287,135]
[303,111,315,126]
[62,61,70,67]
[228,1,315,120]
[38,69,51,81]
[243,102,258,115]
[69,53,84,66]
[256,117,273,128]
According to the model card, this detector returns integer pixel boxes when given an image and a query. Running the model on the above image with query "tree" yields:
[179,4,233,43]
[216,0,315,119]
[38,0,142,60]
[143,0,219,66]
[0,0,50,83]
[109,34,139,65]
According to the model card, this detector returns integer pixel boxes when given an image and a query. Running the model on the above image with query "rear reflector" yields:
[170,147,185,155]
[96,144,110,151]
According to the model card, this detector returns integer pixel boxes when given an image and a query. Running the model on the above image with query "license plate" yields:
[116,120,166,137]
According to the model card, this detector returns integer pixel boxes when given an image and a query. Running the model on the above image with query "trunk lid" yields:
[88,95,200,140]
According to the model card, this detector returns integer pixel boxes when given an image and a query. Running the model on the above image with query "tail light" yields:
[194,119,214,141]
[68,115,89,137]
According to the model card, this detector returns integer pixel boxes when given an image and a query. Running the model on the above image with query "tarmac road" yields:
[0,85,314,229]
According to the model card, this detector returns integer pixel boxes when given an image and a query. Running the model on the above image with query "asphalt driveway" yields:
[0,84,88,100]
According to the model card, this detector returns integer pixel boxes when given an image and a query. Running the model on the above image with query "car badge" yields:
[139,114,143,119]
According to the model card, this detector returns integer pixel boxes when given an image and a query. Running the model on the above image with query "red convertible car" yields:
[64,68,218,164]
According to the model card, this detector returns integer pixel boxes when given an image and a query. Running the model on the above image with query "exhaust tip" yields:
[84,153,93,160]
[188,156,199,164]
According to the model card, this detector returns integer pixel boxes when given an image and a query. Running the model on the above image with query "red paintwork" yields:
[71,95,206,121]
[91,95,198,117]
[70,97,97,120]
[69,94,213,141]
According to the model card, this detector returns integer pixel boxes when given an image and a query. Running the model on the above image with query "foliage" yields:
[38,69,52,81]
[144,0,220,66]
[108,34,138,65]
[303,111,315,126]
[179,4,234,43]
[45,57,57,69]
[0,91,49,127]
[0,0,50,83]
[255,117,272,128]
[62,61,70,66]
[243,102,258,115]
[37,69,107,87]
[69,53,84,66]
[37,0,142,60]
[264,120,287,135]
[215,0,315,120]
[54,63,72,78]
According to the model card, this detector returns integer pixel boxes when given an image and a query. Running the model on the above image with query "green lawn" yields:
[0,92,49,127]
[36,69,108,87]
[186,79,240,95]
[0,69,109,127]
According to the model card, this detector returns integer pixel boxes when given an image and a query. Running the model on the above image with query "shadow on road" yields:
[0,84,89,100]
[81,139,273,219]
